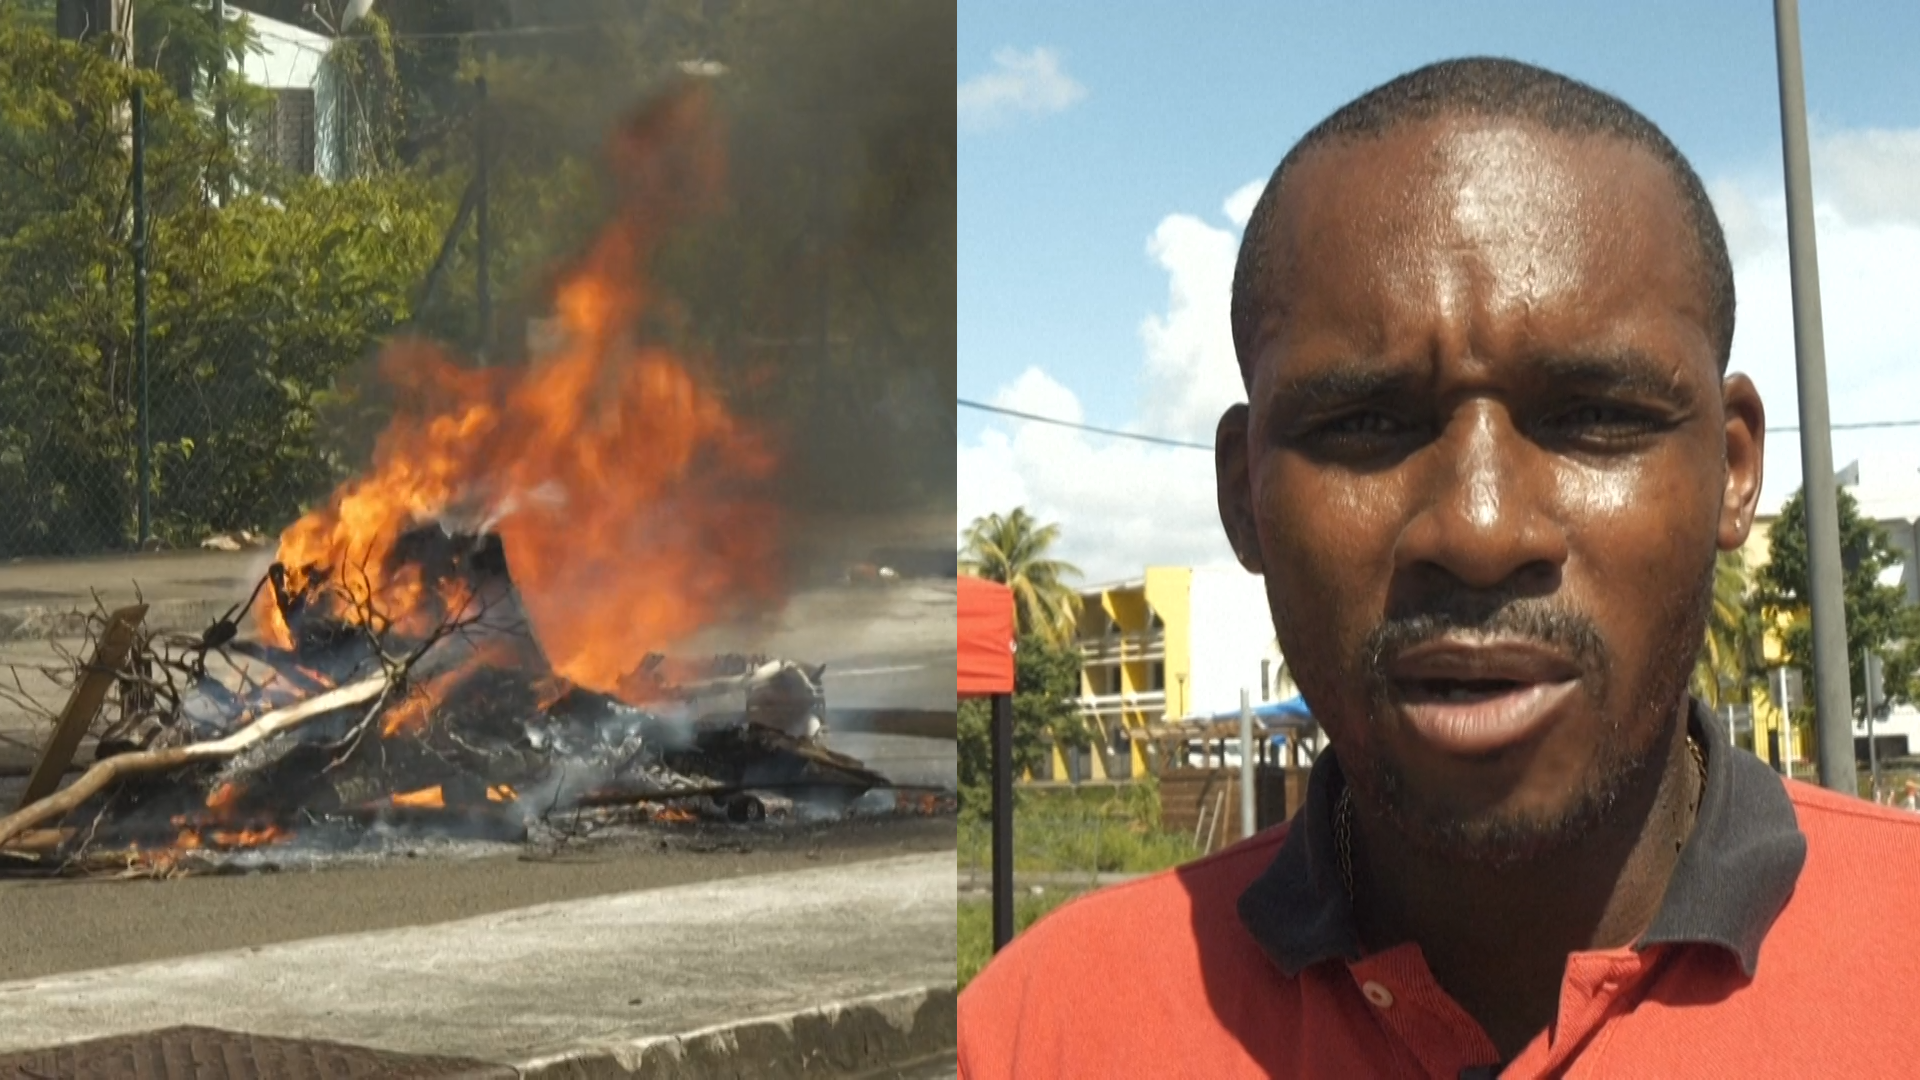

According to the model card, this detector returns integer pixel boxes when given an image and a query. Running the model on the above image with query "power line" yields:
[957,399,1212,450]
[958,397,1920,448]
[1776,419,1920,434]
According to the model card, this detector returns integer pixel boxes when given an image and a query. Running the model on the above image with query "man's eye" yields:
[1543,403,1663,441]
[1324,412,1405,436]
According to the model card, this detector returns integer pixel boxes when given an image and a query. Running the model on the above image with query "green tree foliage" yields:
[0,16,448,553]
[960,508,1083,648]
[0,0,951,554]
[1754,486,1920,714]
[958,632,1092,816]
[1691,549,1761,708]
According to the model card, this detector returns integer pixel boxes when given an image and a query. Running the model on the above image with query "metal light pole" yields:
[1773,0,1856,793]
[1239,689,1256,840]
[990,692,1015,952]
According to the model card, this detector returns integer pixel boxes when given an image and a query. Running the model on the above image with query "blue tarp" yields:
[1192,695,1315,729]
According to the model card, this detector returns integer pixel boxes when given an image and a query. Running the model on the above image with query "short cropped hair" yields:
[1229,57,1735,379]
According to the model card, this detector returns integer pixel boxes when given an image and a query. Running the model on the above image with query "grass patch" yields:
[958,779,1201,877]
[958,890,1082,990]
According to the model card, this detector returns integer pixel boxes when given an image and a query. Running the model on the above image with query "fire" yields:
[254,85,782,695]
[206,782,243,815]
[171,824,285,850]
[653,805,697,823]
[379,639,518,738]
[391,786,446,809]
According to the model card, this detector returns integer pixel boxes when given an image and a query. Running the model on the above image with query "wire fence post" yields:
[132,84,151,548]
[475,75,491,365]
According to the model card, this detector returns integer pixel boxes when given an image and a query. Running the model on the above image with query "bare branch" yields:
[0,674,393,849]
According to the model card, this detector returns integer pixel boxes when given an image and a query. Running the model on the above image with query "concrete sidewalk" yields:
[0,851,956,1077]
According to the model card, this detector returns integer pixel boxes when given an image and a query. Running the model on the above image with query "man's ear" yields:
[1216,404,1265,574]
[1719,374,1766,551]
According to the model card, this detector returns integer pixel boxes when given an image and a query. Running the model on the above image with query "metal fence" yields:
[0,71,489,560]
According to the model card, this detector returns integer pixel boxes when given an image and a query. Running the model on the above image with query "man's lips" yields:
[1382,639,1584,755]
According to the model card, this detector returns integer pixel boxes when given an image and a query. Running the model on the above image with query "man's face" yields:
[1216,118,1764,864]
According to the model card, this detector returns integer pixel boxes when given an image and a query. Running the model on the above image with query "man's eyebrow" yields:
[1268,365,1424,412]
[1267,351,1698,412]
[1531,351,1698,402]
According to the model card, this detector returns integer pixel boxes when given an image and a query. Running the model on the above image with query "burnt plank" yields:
[17,604,147,810]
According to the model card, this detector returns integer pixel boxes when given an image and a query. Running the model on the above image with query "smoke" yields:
[314,2,954,596]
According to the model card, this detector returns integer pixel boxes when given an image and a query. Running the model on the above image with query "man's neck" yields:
[1346,715,1702,1060]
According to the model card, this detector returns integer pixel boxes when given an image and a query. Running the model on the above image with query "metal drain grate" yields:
[0,1026,516,1080]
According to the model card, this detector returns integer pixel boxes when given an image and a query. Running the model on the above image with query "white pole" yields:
[1774,667,1791,776]
[1239,688,1256,841]
[1866,651,1882,801]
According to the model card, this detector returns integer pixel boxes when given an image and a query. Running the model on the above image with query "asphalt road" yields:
[0,816,954,983]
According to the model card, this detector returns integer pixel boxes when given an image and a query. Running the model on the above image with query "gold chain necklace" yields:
[1332,735,1708,899]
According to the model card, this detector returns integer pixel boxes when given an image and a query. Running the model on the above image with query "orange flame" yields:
[173,825,285,850]
[391,786,446,809]
[206,782,243,816]
[380,637,524,737]
[254,85,782,696]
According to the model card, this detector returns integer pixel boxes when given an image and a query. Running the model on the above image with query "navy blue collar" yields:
[1238,699,1807,979]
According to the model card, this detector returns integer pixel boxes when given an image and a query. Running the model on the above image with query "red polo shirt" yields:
[959,705,1920,1078]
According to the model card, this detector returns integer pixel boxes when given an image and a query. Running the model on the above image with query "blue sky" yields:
[958,1,1920,581]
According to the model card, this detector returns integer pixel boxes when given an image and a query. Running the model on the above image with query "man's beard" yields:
[1348,551,1716,870]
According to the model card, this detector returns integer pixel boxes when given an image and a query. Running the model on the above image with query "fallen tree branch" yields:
[0,674,392,849]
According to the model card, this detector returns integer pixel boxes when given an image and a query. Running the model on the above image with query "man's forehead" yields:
[1273,116,1685,260]
[1253,116,1709,373]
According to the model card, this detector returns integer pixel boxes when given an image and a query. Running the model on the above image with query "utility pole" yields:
[1773,0,1857,794]
[475,76,492,366]
[212,0,229,203]
[133,87,151,548]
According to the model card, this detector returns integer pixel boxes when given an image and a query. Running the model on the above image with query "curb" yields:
[503,985,956,1080]
[0,598,232,641]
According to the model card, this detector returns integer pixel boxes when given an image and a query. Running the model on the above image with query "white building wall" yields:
[1838,455,1920,761]
[231,9,346,181]
[237,15,329,90]
[1185,567,1284,718]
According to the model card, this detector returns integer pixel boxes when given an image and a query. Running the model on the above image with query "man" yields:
[959,57,1920,1079]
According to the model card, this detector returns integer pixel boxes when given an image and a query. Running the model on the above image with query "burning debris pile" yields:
[0,525,908,877]
[0,86,950,877]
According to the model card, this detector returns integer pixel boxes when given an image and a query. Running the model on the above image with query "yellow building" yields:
[1069,569,1186,782]
[1736,517,1800,771]
[1059,567,1284,782]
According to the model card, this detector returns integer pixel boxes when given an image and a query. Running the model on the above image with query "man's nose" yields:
[1393,405,1569,592]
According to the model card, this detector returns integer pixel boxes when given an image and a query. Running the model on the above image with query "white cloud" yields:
[1717,129,1920,516]
[957,47,1087,130]
[960,125,1920,582]
[957,368,1236,585]
[960,187,1262,582]
[1223,178,1267,229]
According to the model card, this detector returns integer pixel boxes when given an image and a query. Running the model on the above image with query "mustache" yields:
[1360,595,1610,683]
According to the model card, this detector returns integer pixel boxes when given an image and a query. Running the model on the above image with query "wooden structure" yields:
[1145,718,1318,854]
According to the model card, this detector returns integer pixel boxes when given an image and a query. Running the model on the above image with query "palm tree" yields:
[1693,549,1761,710]
[960,507,1083,647]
